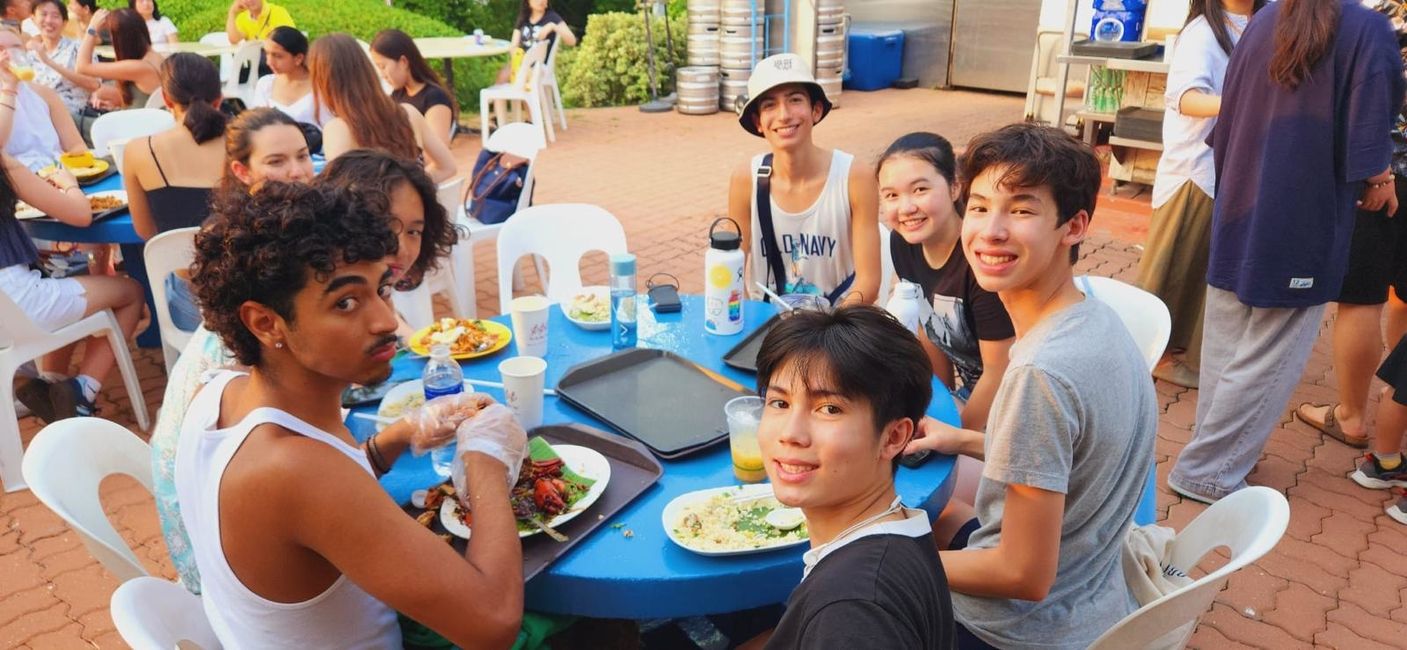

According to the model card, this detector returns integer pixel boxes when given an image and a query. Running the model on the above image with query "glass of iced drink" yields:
[725,396,766,483]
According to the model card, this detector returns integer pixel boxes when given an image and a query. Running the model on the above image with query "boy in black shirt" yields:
[754,305,955,649]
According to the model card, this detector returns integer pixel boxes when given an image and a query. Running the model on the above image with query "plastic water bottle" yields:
[704,218,745,335]
[885,281,924,334]
[422,343,463,477]
[610,253,638,350]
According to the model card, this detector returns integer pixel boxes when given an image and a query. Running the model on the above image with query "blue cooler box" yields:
[845,28,904,91]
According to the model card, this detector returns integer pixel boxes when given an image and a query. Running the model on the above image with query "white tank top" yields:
[748,149,856,302]
[174,371,401,650]
[5,83,63,171]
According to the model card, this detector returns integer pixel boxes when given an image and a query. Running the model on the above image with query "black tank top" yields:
[145,137,213,233]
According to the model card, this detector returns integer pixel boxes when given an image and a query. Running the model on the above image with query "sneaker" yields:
[1351,453,1407,490]
[1167,476,1221,505]
[47,378,97,421]
[14,377,56,423]
[1388,489,1407,525]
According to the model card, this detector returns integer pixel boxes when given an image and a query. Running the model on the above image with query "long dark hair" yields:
[317,149,455,288]
[162,53,225,143]
[309,33,419,162]
[515,0,550,30]
[216,107,302,195]
[370,29,457,114]
[107,8,151,106]
[267,25,307,69]
[1269,0,1341,89]
[128,0,161,20]
[1186,0,1266,56]
[877,131,961,215]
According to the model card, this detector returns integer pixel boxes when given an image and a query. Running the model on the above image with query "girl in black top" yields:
[370,29,455,147]
[879,132,1014,431]
[494,0,576,86]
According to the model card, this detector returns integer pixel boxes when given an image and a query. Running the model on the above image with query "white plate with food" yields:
[563,286,610,331]
[376,380,428,430]
[439,443,612,539]
[15,190,128,221]
[662,483,810,556]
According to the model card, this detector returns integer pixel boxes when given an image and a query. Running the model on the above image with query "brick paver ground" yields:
[2,88,1404,648]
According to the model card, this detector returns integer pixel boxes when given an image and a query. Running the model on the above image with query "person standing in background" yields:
[1135,0,1265,389]
[1169,0,1405,504]
[1293,0,1407,455]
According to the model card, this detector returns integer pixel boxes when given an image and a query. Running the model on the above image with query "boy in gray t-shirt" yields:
[905,124,1157,650]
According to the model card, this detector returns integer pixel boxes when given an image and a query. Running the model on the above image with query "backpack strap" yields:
[755,153,788,297]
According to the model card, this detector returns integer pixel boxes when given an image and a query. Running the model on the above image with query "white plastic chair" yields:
[455,123,545,313]
[1090,486,1289,649]
[200,31,235,83]
[89,108,175,154]
[496,204,627,313]
[1077,275,1170,371]
[111,576,222,650]
[144,86,165,110]
[145,227,199,373]
[0,298,150,492]
[540,40,567,132]
[223,39,264,105]
[20,417,152,578]
[1078,274,1170,526]
[480,40,553,148]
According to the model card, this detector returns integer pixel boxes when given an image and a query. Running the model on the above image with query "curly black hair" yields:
[316,149,456,290]
[191,182,398,366]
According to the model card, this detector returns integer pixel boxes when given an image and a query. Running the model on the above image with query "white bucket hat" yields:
[738,53,833,137]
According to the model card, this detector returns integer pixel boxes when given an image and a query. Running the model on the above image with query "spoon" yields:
[765,507,805,531]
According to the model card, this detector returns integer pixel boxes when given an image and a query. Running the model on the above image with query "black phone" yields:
[898,449,933,469]
[648,283,682,313]
[342,381,396,407]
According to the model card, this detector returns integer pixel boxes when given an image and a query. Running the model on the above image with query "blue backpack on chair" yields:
[465,148,529,225]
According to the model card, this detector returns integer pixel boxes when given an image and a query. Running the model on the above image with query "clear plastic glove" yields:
[450,403,528,498]
[403,392,494,456]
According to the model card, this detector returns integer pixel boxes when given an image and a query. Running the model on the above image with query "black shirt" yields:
[765,533,956,650]
[890,232,1014,390]
[518,10,565,55]
[392,83,454,120]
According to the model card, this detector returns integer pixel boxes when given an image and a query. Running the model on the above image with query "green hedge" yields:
[561,11,683,108]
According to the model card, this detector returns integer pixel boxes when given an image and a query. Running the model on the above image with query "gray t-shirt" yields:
[951,298,1157,650]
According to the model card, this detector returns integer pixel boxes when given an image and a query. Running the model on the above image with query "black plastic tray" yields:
[721,314,781,374]
[404,424,663,582]
[1070,39,1159,60]
[555,348,753,459]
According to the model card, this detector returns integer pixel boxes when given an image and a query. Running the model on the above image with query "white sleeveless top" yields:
[5,83,64,171]
[174,371,401,650]
[747,149,856,302]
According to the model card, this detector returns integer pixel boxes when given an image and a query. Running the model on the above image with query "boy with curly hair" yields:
[174,182,525,648]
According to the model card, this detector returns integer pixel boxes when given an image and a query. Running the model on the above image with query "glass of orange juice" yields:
[725,396,766,483]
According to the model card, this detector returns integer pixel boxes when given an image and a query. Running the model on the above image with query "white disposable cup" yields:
[510,295,550,357]
[108,138,131,176]
[499,355,547,429]
[1163,34,1177,62]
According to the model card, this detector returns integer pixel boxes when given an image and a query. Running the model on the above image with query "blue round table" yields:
[17,172,164,347]
[349,296,959,619]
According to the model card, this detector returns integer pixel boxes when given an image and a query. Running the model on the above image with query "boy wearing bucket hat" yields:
[727,53,881,306]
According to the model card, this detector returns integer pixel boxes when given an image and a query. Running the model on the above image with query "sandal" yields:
[1294,402,1369,448]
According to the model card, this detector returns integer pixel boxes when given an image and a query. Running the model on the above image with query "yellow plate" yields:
[407,319,513,360]
[41,158,110,181]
